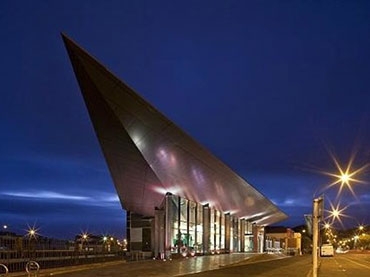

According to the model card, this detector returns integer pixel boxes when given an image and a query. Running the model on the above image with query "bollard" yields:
[0,264,9,277]
[25,261,40,277]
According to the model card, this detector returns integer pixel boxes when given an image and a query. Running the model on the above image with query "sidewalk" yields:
[5,254,347,277]
[4,253,275,276]
[5,260,126,277]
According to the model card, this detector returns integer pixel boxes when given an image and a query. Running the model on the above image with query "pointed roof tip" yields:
[60,32,77,48]
[60,33,90,62]
[60,33,89,56]
[60,32,70,42]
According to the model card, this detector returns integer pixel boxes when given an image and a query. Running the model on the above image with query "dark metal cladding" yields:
[62,34,288,225]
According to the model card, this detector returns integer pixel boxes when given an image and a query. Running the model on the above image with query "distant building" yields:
[0,231,69,251]
[63,34,288,259]
[265,226,302,255]
[0,231,22,251]
[74,234,121,252]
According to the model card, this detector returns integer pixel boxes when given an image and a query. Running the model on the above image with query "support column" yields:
[194,204,198,248]
[240,219,245,252]
[154,208,165,258]
[252,223,258,252]
[187,199,190,248]
[235,218,239,252]
[224,213,230,252]
[126,211,131,252]
[202,204,210,254]
[164,193,173,259]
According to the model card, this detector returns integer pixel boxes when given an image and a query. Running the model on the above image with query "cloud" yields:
[360,193,370,202]
[1,191,89,201]
[98,194,120,203]
[272,197,311,208]
[0,193,125,239]
[0,190,120,205]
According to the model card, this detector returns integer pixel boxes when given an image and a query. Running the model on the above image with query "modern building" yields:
[62,34,287,259]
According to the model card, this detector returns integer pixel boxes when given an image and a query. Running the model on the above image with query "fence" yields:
[0,249,123,273]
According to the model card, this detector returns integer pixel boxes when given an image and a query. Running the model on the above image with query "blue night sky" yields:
[1,1,370,239]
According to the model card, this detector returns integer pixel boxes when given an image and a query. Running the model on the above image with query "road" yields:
[319,252,370,277]
[189,253,370,277]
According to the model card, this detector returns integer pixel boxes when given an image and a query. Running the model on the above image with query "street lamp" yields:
[339,173,349,184]
[26,226,39,260]
[103,236,108,252]
[324,155,369,198]
[81,232,88,252]
[27,227,38,239]
[312,162,363,277]
[354,235,359,249]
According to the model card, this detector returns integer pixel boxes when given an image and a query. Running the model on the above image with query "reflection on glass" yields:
[220,214,225,250]
[196,203,203,253]
[165,194,255,255]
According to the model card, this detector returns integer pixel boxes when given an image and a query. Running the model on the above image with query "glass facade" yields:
[169,195,179,254]
[244,220,254,252]
[220,213,225,250]
[163,193,257,257]
[214,210,220,252]
[188,201,196,249]
[230,216,234,252]
[195,202,203,253]
[179,198,188,247]
[210,208,215,252]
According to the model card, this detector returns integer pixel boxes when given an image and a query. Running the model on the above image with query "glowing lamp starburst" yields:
[326,200,349,227]
[26,224,40,239]
[321,151,369,198]
[81,232,88,240]
[340,173,350,184]
[331,209,340,218]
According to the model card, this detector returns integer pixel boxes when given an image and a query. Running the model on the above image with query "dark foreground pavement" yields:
[6,252,370,276]
[188,254,312,277]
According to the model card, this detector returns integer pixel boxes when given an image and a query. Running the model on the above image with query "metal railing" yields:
[0,263,8,276]
[0,250,123,273]
[25,261,39,277]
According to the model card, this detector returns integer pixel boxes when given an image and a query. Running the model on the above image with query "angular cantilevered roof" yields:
[62,34,287,226]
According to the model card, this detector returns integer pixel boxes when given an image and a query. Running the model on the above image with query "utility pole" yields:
[312,197,323,277]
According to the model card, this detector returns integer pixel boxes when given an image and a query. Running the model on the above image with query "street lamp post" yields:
[312,196,323,277]
[311,156,367,277]
[82,234,88,251]
[354,235,359,249]
[27,227,37,260]
[103,236,107,252]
